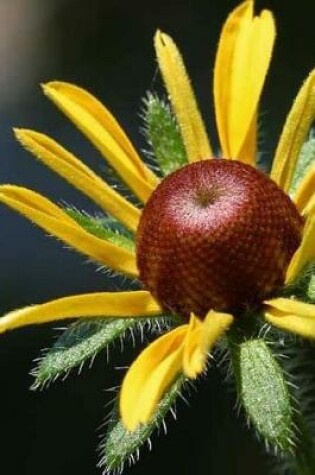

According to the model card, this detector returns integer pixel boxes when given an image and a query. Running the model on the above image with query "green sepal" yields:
[100,375,186,473]
[65,208,135,251]
[32,318,137,388]
[307,273,315,301]
[142,93,188,176]
[32,315,179,389]
[290,130,315,195]
[281,262,315,304]
[229,335,295,452]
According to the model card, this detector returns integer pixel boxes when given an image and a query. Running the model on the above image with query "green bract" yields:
[100,376,186,473]
[229,336,294,452]
[142,93,188,176]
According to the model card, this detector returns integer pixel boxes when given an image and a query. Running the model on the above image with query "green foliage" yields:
[32,318,138,388]
[290,131,315,195]
[65,208,135,251]
[100,375,186,473]
[229,335,295,452]
[142,93,188,176]
[32,315,179,389]
[281,263,315,304]
[307,274,315,301]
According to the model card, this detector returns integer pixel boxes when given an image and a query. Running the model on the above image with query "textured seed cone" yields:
[137,159,303,318]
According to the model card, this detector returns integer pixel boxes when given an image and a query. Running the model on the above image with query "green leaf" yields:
[281,262,315,304]
[142,93,188,176]
[32,318,138,388]
[307,273,315,301]
[290,130,315,195]
[65,208,135,251]
[32,315,179,389]
[100,375,186,473]
[229,336,295,452]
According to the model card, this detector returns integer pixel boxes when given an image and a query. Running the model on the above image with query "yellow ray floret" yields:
[0,185,138,277]
[271,70,315,192]
[120,325,188,431]
[120,310,233,430]
[286,207,315,283]
[214,0,275,164]
[293,164,315,216]
[182,314,203,378]
[183,311,233,378]
[236,113,257,167]
[0,291,162,334]
[303,194,315,218]
[42,81,159,202]
[154,30,212,162]
[14,129,141,232]
[264,298,315,340]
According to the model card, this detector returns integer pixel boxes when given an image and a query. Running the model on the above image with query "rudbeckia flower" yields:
[0,0,314,448]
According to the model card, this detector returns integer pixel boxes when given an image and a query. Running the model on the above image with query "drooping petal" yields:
[286,207,315,283]
[183,310,233,378]
[271,70,315,192]
[182,314,203,378]
[120,325,188,431]
[0,185,138,277]
[293,164,315,216]
[14,129,141,232]
[0,291,162,334]
[214,1,275,164]
[264,297,315,339]
[154,30,213,162]
[120,308,234,430]
[202,310,234,351]
[42,81,159,202]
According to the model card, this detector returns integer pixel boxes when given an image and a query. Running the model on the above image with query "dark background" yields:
[0,0,314,474]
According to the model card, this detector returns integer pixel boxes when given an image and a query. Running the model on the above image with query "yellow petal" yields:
[264,297,315,339]
[202,310,234,350]
[286,208,315,283]
[0,291,162,334]
[120,309,234,431]
[14,129,141,232]
[182,314,203,378]
[42,81,158,202]
[293,164,315,216]
[303,193,315,218]
[270,70,315,191]
[237,113,257,165]
[183,310,233,378]
[214,1,275,163]
[0,185,138,277]
[154,30,212,162]
[0,184,74,224]
[120,325,188,431]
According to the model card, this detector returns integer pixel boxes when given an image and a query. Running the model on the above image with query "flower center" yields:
[136,159,303,318]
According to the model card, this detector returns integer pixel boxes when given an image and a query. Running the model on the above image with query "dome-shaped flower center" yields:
[136,160,303,318]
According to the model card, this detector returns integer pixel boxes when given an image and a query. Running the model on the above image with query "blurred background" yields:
[0,0,313,473]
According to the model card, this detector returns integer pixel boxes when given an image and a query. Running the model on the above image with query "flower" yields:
[0,0,314,434]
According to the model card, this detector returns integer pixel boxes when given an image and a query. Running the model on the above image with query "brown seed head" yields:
[136,159,303,318]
